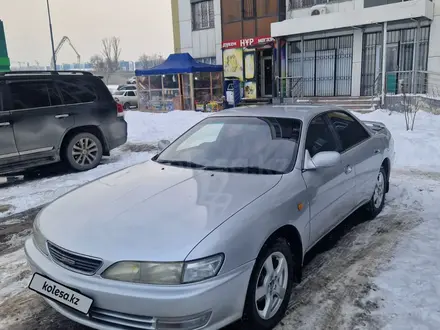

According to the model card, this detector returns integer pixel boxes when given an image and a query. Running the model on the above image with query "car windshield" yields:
[155,116,302,174]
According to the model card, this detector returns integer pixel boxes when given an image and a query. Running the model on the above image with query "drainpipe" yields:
[381,22,387,107]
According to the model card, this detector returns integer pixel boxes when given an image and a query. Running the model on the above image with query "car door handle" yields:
[374,149,380,154]
[344,165,353,174]
[0,122,10,127]
[55,114,69,119]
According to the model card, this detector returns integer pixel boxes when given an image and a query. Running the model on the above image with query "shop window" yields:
[192,0,215,30]
[196,57,217,65]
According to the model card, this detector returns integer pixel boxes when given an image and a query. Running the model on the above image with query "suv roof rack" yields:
[0,70,94,76]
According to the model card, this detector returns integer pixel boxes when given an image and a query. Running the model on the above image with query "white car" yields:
[113,90,138,110]
[126,76,136,84]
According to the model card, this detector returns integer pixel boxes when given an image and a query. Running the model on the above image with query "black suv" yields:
[0,71,127,176]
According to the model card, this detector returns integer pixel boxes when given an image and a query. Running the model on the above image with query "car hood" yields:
[39,161,281,262]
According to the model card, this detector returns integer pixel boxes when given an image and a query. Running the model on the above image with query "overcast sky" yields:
[1,0,174,66]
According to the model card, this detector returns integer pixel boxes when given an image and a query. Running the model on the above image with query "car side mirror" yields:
[304,150,341,170]
[158,139,170,151]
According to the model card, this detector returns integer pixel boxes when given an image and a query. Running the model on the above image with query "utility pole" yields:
[46,0,57,70]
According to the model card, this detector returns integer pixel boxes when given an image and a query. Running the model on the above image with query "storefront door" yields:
[261,56,273,97]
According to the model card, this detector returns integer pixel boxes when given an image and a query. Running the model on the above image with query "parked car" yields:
[25,106,394,330]
[126,76,136,84]
[117,84,136,91]
[0,70,127,175]
[113,90,138,109]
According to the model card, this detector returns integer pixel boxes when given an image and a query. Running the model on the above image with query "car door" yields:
[0,83,20,166]
[327,111,382,207]
[7,79,74,160]
[302,114,356,246]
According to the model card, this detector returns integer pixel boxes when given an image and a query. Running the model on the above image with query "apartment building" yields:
[171,0,223,65]
[271,0,437,99]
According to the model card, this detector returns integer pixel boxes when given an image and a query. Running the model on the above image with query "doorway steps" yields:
[302,96,377,113]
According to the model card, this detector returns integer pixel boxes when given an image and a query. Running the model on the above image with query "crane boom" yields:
[51,36,81,69]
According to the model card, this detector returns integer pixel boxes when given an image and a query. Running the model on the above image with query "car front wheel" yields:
[242,238,294,330]
[65,132,103,171]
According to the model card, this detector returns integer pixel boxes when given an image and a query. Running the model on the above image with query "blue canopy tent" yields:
[135,53,224,111]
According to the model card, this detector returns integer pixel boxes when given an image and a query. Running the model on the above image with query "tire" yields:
[65,133,103,171]
[242,238,295,330]
[123,102,130,110]
[364,166,387,218]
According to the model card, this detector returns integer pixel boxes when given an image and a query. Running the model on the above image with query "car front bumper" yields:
[24,238,254,330]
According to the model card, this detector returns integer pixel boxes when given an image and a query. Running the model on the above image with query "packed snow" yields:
[1,108,440,330]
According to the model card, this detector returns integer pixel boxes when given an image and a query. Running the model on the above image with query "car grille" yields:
[90,307,156,329]
[47,242,102,275]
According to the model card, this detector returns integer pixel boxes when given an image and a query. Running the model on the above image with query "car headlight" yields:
[101,254,224,285]
[32,215,48,256]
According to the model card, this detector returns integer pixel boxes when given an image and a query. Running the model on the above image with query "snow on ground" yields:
[0,110,208,217]
[106,84,119,94]
[353,110,440,329]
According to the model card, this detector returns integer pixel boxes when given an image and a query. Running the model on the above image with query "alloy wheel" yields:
[72,137,98,166]
[255,252,289,320]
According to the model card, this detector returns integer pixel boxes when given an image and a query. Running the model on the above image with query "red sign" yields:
[222,36,275,49]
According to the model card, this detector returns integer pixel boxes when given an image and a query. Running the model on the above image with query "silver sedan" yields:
[25,105,395,330]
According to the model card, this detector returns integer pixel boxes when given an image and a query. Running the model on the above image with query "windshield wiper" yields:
[203,166,284,175]
[155,159,206,169]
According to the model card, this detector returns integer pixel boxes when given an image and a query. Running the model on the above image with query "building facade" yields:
[171,0,223,65]
[271,0,438,99]
[221,0,286,99]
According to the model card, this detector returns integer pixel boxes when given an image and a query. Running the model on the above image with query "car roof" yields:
[210,104,347,122]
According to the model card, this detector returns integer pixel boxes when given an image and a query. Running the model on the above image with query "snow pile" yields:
[355,110,440,172]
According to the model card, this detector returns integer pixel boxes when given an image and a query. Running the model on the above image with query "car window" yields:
[127,91,135,97]
[9,81,62,110]
[327,111,370,152]
[157,116,302,174]
[56,79,97,105]
[305,115,338,158]
[114,91,124,95]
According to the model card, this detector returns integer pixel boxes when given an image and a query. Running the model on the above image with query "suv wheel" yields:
[242,238,294,329]
[65,133,103,171]
[123,102,130,110]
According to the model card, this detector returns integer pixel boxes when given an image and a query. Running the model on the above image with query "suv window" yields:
[56,78,97,104]
[327,111,370,151]
[127,91,135,97]
[10,81,62,110]
[306,115,338,158]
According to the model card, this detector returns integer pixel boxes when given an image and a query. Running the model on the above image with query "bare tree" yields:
[138,53,164,69]
[101,37,121,82]
[90,54,105,71]
[401,88,421,131]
